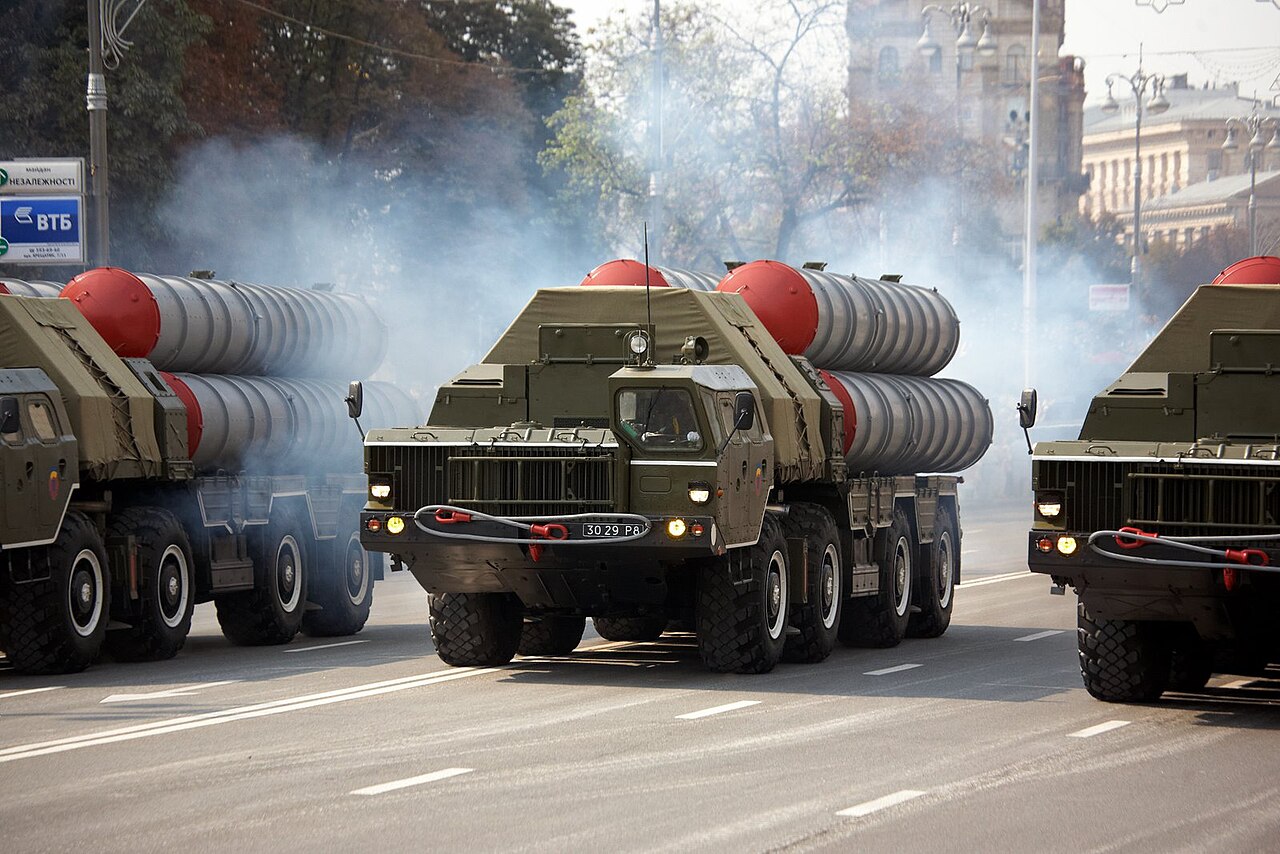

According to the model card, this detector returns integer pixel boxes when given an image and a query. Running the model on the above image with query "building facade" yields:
[846,0,1088,247]
[1082,78,1280,249]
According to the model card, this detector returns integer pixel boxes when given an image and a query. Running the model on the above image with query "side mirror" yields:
[733,391,756,431]
[346,381,364,420]
[0,397,20,435]
[1017,388,1038,429]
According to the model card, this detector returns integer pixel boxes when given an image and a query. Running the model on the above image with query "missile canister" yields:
[717,260,960,376]
[161,373,419,473]
[820,370,992,475]
[581,259,719,291]
[0,279,63,298]
[61,267,388,378]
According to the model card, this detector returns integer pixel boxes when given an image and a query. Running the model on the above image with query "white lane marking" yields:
[1014,630,1065,642]
[100,680,239,704]
[0,686,63,701]
[284,640,370,654]
[957,570,1034,588]
[864,664,922,677]
[1069,720,1131,738]
[1221,679,1255,689]
[2,667,497,764]
[351,767,473,796]
[837,789,927,817]
[676,700,761,720]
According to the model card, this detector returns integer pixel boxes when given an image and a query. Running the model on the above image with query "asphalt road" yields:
[3,503,1279,853]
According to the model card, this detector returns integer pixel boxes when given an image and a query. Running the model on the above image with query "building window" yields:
[878,47,899,81]
[1005,45,1026,84]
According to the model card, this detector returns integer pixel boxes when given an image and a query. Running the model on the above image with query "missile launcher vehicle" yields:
[356,261,992,673]
[0,269,418,674]
[1025,255,1280,702]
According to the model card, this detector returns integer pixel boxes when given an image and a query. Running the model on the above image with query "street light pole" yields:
[1101,51,1168,290]
[648,0,664,266]
[1223,110,1280,256]
[1023,0,1040,390]
[87,0,110,266]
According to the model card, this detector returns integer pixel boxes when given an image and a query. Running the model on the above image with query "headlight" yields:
[1056,536,1077,556]
[666,518,687,538]
[688,482,712,504]
[386,516,405,535]
[1036,492,1063,519]
[369,478,392,501]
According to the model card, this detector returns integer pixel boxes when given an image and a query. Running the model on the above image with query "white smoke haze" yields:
[149,1,1158,507]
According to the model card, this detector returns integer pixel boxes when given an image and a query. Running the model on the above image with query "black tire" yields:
[428,591,522,666]
[518,615,587,656]
[782,503,842,664]
[1077,600,1170,703]
[5,511,110,674]
[696,514,790,674]
[594,615,667,642]
[302,528,374,637]
[1167,625,1214,693]
[104,507,195,662]
[216,512,308,646]
[908,507,957,639]
[839,506,913,648]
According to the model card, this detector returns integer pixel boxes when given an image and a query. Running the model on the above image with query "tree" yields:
[0,1,209,276]
[1143,225,1251,317]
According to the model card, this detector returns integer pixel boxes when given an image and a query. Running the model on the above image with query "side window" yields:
[717,393,740,444]
[27,399,58,443]
[700,389,724,445]
[1,396,22,445]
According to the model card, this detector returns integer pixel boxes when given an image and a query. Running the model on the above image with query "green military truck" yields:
[1026,257,1280,702]
[356,279,992,673]
[0,290,409,674]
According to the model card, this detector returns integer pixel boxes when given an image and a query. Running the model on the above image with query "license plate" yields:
[580,522,647,539]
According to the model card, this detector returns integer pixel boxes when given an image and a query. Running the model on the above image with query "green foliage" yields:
[1040,211,1129,284]
[1143,226,1251,316]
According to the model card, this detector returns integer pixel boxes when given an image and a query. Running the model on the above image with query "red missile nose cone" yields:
[159,371,202,459]
[61,267,161,358]
[716,260,818,355]
[580,259,672,287]
[819,369,856,454]
[1211,256,1280,285]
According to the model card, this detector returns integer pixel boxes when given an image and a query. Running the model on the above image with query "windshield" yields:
[616,388,704,452]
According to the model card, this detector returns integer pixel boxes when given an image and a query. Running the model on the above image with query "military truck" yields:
[1025,255,1280,702]
[0,275,416,674]
[356,266,993,673]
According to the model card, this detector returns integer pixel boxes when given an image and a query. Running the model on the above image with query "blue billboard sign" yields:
[0,196,84,264]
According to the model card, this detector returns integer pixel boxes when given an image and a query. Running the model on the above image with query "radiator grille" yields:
[368,444,615,517]
[1038,459,1280,537]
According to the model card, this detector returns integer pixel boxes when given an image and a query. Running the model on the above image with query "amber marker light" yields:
[366,518,382,533]
[1036,537,1053,553]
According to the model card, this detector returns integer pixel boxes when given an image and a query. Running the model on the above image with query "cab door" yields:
[25,395,73,534]
[714,391,759,547]
[0,394,38,544]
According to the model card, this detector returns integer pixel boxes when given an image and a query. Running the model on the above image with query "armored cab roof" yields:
[483,287,827,482]
[0,295,162,481]
[1128,284,1280,374]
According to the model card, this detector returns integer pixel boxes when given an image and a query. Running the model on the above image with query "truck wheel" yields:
[782,503,842,664]
[1167,625,1214,692]
[105,507,195,661]
[518,615,587,656]
[593,616,667,642]
[908,508,957,639]
[428,591,522,666]
[1077,601,1170,702]
[216,512,308,645]
[5,511,110,674]
[839,506,912,648]
[301,529,374,637]
[696,514,790,674]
